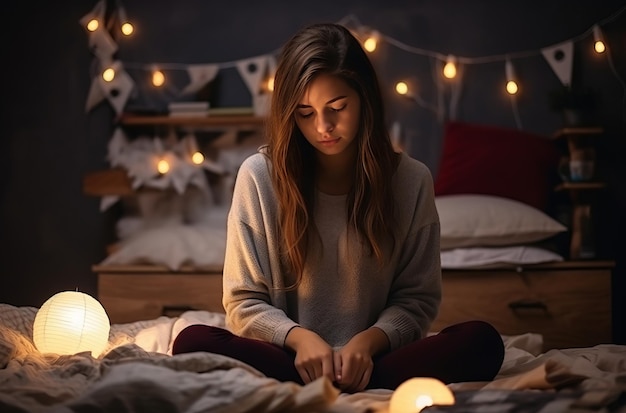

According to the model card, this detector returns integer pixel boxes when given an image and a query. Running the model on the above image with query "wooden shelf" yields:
[83,168,134,197]
[552,127,603,140]
[118,113,265,128]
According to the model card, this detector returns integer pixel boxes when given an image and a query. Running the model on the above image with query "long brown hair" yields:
[266,23,397,287]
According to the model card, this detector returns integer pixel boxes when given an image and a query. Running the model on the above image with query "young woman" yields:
[173,22,504,393]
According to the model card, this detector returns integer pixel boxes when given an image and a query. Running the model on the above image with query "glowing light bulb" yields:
[364,37,377,52]
[594,40,605,53]
[504,59,518,95]
[267,76,275,92]
[121,22,134,36]
[157,159,170,174]
[363,31,379,53]
[102,67,115,82]
[86,19,99,32]
[506,80,518,95]
[443,56,457,79]
[395,81,409,95]
[191,152,204,165]
[152,70,165,87]
[592,25,606,54]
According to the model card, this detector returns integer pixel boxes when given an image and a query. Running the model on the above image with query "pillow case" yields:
[436,194,567,250]
[440,246,563,269]
[101,223,227,271]
[434,121,560,211]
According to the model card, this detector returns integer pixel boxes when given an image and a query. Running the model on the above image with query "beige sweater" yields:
[222,151,441,351]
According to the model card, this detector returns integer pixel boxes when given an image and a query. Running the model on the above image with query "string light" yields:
[191,152,204,165]
[505,59,519,95]
[152,68,165,87]
[121,22,134,36]
[363,30,379,53]
[157,158,170,174]
[86,19,99,32]
[442,55,457,79]
[592,25,606,53]
[395,81,409,96]
[102,67,115,82]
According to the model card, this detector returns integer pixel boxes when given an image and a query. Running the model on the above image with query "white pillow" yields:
[436,194,567,250]
[441,246,564,269]
[101,223,227,271]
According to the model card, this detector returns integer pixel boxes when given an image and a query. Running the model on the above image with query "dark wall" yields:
[3,1,625,342]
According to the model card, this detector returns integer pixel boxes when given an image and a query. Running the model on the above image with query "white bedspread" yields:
[1,304,625,413]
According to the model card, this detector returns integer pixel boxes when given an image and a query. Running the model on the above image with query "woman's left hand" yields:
[333,327,388,392]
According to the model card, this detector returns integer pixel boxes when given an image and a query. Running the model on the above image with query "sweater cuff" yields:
[271,321,301,347]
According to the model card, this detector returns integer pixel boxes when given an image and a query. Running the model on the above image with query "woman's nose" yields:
[316,113,334,134]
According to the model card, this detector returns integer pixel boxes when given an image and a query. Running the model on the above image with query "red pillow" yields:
[434,121,560,211]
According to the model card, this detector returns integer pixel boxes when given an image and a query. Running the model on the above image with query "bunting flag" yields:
[235,55,270,96]
[96,61,135,114]
[80,0,118,62]
[541,40,574,87]
[181,64,220,95]
[84,76,107,112]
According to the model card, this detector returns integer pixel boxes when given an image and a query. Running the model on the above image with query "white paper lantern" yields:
[33,291,110,357]
[389,377,455,413]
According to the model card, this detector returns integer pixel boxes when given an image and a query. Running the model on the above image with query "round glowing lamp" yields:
[389,377,455,413]
[33,291,110,357]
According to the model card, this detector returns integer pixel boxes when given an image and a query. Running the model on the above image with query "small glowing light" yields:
[102,67,115,82]
[395,81,409,95]
[157,159,170,174]
[506,80,519,95]
[191,152,205,165]
[152,70,165,87]
[594,40,606,53]
[121,22,134,36]
[443,55,457,79]
[267,76,275,92]
[389,378,455,413]
[592,25,606,54]
[363,31,379,53]
[86,19,99,32]
[504,59,518,95]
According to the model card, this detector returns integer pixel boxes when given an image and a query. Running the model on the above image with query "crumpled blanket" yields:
[1,304,626,413]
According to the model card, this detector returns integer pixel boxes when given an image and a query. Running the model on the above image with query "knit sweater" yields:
[222,151,441,351]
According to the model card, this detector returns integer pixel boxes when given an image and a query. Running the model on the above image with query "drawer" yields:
[431,267,612,351]
[95,265,224,324]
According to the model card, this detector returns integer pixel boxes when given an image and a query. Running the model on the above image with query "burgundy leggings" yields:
[172,320,504,390]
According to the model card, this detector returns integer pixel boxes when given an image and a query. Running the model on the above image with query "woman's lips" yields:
[319,137,340,145]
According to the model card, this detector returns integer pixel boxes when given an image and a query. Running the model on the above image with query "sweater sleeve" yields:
[221,155,299,347]
[372,160,442,350]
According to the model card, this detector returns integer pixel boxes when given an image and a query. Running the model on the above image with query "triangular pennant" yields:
[235,55,269,96]
[85,76,107,112]
[79,0,105,30]
[181,64,220,95]
[541,40,574,87]
[97,61,135,114]
[88,29,118,62]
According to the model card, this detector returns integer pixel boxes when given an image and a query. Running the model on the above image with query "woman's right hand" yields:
[285,327,335,384]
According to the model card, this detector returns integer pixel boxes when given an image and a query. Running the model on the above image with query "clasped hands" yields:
[285,326,388,393]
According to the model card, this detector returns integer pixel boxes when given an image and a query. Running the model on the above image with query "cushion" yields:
[434,121,561,211]
[440,246,563,269]
[101,222,227,271]
[436,194,567,250]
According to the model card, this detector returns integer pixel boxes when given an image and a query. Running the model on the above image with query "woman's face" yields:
[294,73,361,157]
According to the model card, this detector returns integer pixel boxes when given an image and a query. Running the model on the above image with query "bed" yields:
[1,303,625,413]
[3,121,623,412]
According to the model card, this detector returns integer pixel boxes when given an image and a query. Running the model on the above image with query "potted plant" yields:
[548,85,597,127]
